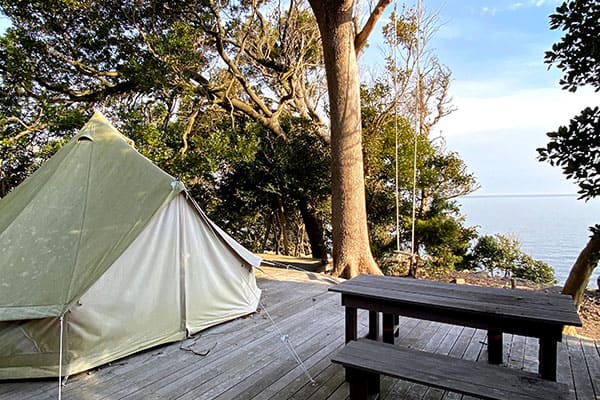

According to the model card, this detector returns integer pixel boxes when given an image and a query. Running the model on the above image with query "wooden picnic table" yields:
[329,274,582,381]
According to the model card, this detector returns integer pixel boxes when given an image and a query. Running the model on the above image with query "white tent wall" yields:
[64,194,185,376]
[65,193,261,375]
[181,195,261,334]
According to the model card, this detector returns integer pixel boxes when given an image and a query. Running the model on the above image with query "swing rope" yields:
[394,0,422,266]
[410,0,422,266]
[58,314,64,400]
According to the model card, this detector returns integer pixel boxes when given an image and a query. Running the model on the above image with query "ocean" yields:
[457,195,600,286]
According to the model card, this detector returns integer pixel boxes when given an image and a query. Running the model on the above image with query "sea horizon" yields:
[458,194,599,287]
[463,192,579,199]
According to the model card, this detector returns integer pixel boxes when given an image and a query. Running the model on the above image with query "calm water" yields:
[457,195,600,286]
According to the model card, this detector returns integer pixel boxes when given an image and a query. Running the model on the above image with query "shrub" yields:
[469,233,556,284]
[513,254,556,284]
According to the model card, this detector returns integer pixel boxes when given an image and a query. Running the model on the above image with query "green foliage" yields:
[0,0,330,257]
[513,254,556,285]
[537,106,600,200]
[545,0,600,92]
[538,0,600,298]
[358,4,476,275]
[416,199,478,272]
[0,0,474,266]
[0,0,324,187]
[360,81,478,271]
[471,234,521,277]
[382,6,418,49]
[540,0,600,202]
[211,116,331,254]
[470,234,556,284]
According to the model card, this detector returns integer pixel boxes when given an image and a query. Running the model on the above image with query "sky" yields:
[364,0,599,195]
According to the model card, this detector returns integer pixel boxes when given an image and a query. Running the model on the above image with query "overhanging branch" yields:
[355,0,392,55]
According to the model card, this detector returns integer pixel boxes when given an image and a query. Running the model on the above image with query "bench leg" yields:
[539,337,557,381]
[347,367,380,400]
[487,329,503,364]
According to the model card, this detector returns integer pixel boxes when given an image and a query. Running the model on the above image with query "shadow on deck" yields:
[0,266,598,400]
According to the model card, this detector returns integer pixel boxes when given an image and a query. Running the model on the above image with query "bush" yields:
[513,254,556,284]
[469,233,556,284]
[470,234,521,277]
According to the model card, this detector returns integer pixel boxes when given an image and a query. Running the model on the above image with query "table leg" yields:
[539,337,558,381]
[383,313,395,344]
[345,306,358,344]
[487,329,503,364]
[368,311,380,340]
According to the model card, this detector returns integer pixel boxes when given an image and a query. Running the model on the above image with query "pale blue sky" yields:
[368,0,600,195]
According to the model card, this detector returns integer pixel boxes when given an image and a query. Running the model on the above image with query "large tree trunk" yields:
[562,231,600,309]
[308,0,382,278]
[298,197,327,262]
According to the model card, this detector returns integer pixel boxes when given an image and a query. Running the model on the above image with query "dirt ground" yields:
[431,270,600,340]
[576,289,600,339]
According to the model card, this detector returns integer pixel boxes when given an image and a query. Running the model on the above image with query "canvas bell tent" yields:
[0,112,262,379]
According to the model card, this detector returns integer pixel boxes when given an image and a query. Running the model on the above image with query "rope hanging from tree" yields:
[393,0,422,273]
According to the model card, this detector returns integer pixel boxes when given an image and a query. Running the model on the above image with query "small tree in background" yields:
[538,0,600,307]
[513,254,556,285]
[471,234,521,278]
[469,234,556,284]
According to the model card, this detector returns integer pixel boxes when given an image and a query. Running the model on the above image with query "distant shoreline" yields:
[461,193,578,199]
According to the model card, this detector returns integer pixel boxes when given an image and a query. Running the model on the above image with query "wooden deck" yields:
[1,266,598,400]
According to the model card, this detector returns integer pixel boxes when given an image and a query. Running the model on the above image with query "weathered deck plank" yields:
[566,336,597,400]
[0,267,597,400]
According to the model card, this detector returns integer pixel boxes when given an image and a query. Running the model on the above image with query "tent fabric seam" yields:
[64,140,95,313]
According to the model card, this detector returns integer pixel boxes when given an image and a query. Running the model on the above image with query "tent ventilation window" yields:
[77,135,94,142]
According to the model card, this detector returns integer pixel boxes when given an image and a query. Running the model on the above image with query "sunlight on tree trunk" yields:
[308,0,383,278]
[562,233,600,309]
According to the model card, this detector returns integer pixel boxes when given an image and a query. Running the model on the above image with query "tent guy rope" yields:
[58,314,64,400]
[246,267,316,385]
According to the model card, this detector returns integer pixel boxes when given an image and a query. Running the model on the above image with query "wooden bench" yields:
[329,274,582,381]
[332,339,571,400]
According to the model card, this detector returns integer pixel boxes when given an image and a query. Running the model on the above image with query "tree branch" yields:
[47,47,120,83]
[355,0,393,55]
[180,107,199,155]
[1,116,48,142]
[209,4,270,111]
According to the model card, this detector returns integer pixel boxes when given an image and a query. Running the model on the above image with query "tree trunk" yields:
[262,213,273,253]
[562,232,600,309]
[298,197,327,262]
[308,0,382,278]
[276,196,291,255]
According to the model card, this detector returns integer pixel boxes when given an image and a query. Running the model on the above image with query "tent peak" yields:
[79,111,135,147]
